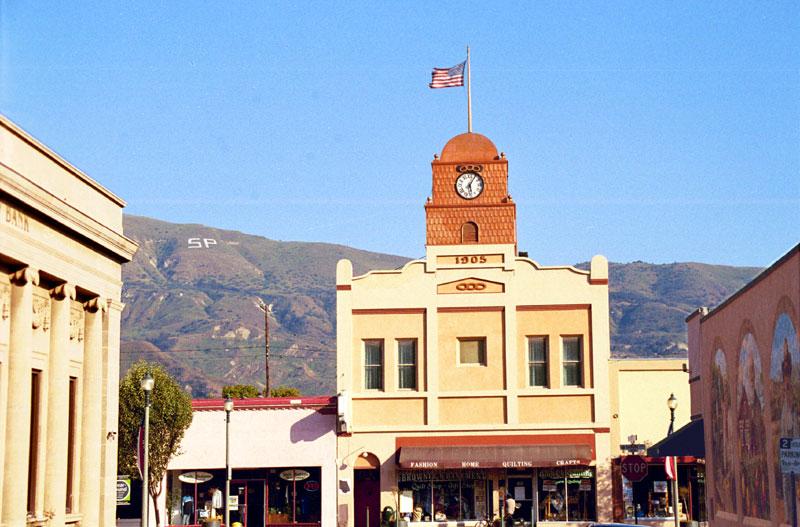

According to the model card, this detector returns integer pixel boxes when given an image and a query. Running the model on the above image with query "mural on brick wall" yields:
[737,332,770,519]
[711,348,737,514]
[770,311,800,524]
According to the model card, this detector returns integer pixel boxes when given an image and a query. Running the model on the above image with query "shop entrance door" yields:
[231,479,266,527]
[508,476,534,525]
[354,469,380,527]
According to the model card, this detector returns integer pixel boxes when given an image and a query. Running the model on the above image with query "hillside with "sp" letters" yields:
[120,215,761,396]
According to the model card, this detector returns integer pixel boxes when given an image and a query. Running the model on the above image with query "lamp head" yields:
[224,397,234,413]
[141,372,155,393]
[667,393,678,411]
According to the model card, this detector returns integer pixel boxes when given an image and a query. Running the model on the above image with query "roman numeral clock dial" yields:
[455,171,484,199]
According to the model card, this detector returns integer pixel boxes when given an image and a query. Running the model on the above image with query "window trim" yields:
[527,335,549,388]
[397,339,418,390]
[457,337,487,367]
[363,339,384,391]
[561,335,584,387]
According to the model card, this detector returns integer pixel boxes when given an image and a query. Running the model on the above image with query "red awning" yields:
[398,444,593,470]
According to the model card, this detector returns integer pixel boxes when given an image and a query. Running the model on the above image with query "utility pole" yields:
[255,299,273,396]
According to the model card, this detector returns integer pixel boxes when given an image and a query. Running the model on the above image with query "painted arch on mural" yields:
[769,306,800,524]
[737,330,770,519]
[710,348,737,515]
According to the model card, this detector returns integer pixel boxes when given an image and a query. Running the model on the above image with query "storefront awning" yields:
[647,418,705,457]
[398,444,593,469]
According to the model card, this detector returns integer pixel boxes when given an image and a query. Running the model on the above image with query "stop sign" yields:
[621,455,648,482]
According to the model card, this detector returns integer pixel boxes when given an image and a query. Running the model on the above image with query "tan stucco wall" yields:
[336,243,613,525]
[607,358,690,456]
[352,312,426,393]
[438,310,505,391]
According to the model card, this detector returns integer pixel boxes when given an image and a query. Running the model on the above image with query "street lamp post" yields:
[666,393,679,527]
[667,393,677,436]
[224,397,234,527]
[140,373,154,527]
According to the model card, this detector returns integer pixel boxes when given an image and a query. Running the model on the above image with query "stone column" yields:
[43,284,75,527]
[100,299,124,527]
[78,296,105,526]
[1,267,39,527]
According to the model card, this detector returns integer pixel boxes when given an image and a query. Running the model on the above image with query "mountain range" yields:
[120,215,761,396]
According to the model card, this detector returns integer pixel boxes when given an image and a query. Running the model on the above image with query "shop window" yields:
[538,467,596,521]
[398,472,489,522]
[28,369,42,515]
[621,462,702,522]
[459,338,486,366]
[364,340,384,390]
[461,222,479,243]
[398,339,417,390]
[66,377,77,512]
[266,467,322,524]
[527,337,548,387]
[562,336,583,387]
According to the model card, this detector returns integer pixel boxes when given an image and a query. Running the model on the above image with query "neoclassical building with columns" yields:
[0,115,137,526]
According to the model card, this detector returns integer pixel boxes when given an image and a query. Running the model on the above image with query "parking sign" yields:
[780,438,800,475]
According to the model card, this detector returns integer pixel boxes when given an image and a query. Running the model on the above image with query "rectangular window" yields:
[28,370,41,514]
[66,377,77,512]
[528,337,548,387]
[458,338,486,366]
[364,340,384,390]
[264,466,322,524]
[399,477,489,521]
[538,468,596,521]
[562,336,583,387]
[398,340,417,390]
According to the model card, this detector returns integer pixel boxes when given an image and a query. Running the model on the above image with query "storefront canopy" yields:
[398,444,593,469]
[647,418,705,457]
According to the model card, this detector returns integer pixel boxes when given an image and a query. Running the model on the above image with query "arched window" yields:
[461,222,478,243]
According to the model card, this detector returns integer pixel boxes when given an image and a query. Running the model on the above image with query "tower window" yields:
[461,222,479,243]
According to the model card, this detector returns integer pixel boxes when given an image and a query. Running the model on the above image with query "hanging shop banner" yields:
[116,476,131,505]
[178,471,213,484]
[280,469,310,481]
[538,468,594,479]
[398,469,486,482]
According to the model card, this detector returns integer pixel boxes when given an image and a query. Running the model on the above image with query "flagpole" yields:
[467,45,472,133]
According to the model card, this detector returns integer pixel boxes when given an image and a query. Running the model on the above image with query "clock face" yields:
[455,172,484,199]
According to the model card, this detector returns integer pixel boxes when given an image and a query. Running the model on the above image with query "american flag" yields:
[429,61,465,88]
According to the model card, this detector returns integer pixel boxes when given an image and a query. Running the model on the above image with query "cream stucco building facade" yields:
[608,358,690,457]
[0,115,137,527]
[335,133,612,527]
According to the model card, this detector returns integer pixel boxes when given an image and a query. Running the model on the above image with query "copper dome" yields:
[440,132,499,162]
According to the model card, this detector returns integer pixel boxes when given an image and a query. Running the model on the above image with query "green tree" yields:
[269,385,301,397]
[222,384,261,398]
[119,361,192,527]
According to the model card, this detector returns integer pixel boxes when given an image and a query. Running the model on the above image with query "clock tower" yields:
[425,132,517,249]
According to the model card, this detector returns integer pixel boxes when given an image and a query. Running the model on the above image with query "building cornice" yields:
[0,167,138,262]
[0,114,126,206]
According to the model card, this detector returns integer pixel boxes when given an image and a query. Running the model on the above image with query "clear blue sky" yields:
[2,1,798,267]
